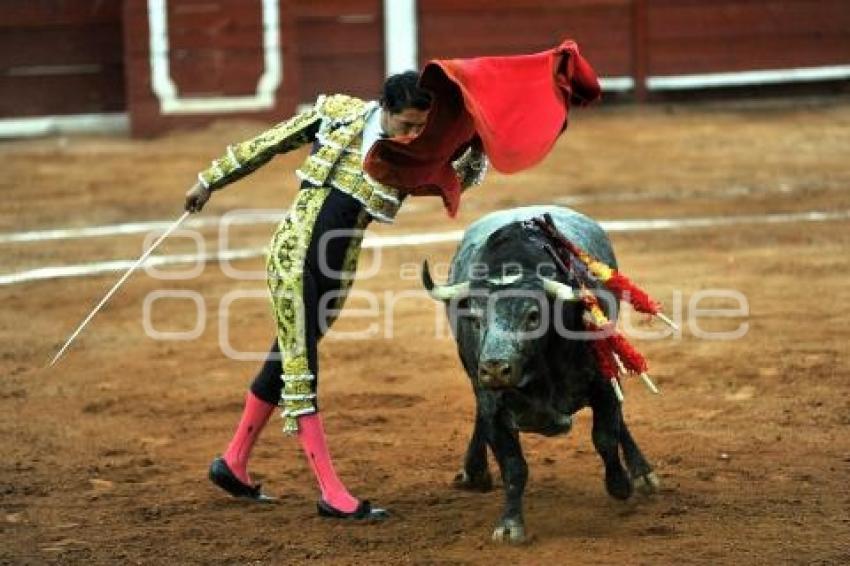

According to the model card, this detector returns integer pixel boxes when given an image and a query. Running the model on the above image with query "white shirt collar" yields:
[361,102,384,164]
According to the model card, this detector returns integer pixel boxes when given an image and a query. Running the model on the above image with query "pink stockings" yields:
[223,392,275,485]
[296,413,359,513]
[222,392,358,512]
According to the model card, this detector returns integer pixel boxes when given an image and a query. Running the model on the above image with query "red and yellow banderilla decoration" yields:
[583,289,656,401]
[556,235,679,331]
[534,214,678,402]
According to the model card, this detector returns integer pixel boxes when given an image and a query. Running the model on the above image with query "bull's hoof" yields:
[605,465,633,500]
[632,471,661,495]
[452,469,493,493]
[491,517,527,545]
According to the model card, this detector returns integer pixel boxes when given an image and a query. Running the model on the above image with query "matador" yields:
[185,72,487,519]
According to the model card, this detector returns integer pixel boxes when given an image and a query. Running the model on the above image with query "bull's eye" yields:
[467,310,484,330]
[526,308,541,329]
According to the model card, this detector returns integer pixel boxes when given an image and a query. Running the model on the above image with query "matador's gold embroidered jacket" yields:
[197,94,488,223]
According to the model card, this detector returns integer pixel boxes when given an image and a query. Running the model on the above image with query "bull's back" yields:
[449,206,616,283]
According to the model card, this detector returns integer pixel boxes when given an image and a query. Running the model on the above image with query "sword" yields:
[48,211,191,367]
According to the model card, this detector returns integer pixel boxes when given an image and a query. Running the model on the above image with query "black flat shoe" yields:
[208,457,274,503]
[316,499,389,520]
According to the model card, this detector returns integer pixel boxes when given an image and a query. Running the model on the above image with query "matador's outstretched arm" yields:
[185,107,323,213]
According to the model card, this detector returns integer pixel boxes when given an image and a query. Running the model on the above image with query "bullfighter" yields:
[185,72,486,519]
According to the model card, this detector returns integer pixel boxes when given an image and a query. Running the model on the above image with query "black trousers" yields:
[250,187,371,406]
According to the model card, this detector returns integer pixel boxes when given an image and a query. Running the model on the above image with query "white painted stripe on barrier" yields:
[0,113,129,139]
[589,66,850,94]
[1,210,847,286]
[600,76,635,92]
[383,0,418,76]
[647,65,850,90]
[147,0,282,114]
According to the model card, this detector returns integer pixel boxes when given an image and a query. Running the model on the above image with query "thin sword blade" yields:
[47,211,191,367]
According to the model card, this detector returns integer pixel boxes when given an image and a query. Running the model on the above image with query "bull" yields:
[422,206,660,544]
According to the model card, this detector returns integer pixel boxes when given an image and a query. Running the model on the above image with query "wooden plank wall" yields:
[647,0,850,76]
[123,0,299,137]
[165,0,265,97]
[122,0,384,137]
[419,0,850,99]
[417,0,634,79]
[292,0,384,103]
[0,0,125,118]
[124,0,298,137]
[3,1,848,134]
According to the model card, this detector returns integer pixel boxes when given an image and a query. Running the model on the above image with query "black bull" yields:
[422,206,659,544]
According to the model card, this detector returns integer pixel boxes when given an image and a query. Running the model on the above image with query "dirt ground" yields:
[1,95,849,565]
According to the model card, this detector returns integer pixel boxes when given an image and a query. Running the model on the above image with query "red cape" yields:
[364,39,601,217]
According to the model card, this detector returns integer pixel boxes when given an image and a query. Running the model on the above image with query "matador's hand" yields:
[184,182,211,213]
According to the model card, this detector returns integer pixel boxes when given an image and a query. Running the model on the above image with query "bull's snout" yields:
[478,359,518,388]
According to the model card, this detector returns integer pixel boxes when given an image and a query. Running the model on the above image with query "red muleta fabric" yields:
[364,39,601,217]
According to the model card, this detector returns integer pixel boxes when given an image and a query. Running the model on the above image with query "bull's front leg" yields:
[619,418,661,495]
[452,403,494,492]
[484,412,529,544]
[589,383,633,500]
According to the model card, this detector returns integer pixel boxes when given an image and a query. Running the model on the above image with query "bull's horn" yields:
[421,260,470,301]
[542,278,581,302]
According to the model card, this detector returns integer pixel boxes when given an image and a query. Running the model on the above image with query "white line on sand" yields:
[0,213,284,244]
[553,184,807,205]
[1,210,847,286]
[0,183,827,244]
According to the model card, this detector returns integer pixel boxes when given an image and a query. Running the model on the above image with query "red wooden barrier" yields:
[417,0,634,78]
[2,0,848,135]
[123,0,299,137]
[292,0,384,103]
[647,0,850,76]
[0,0,125,118]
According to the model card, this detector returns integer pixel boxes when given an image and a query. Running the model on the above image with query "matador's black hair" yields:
[380,71,432,113]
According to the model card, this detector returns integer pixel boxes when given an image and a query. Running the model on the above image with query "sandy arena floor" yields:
[1,96,849,564]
